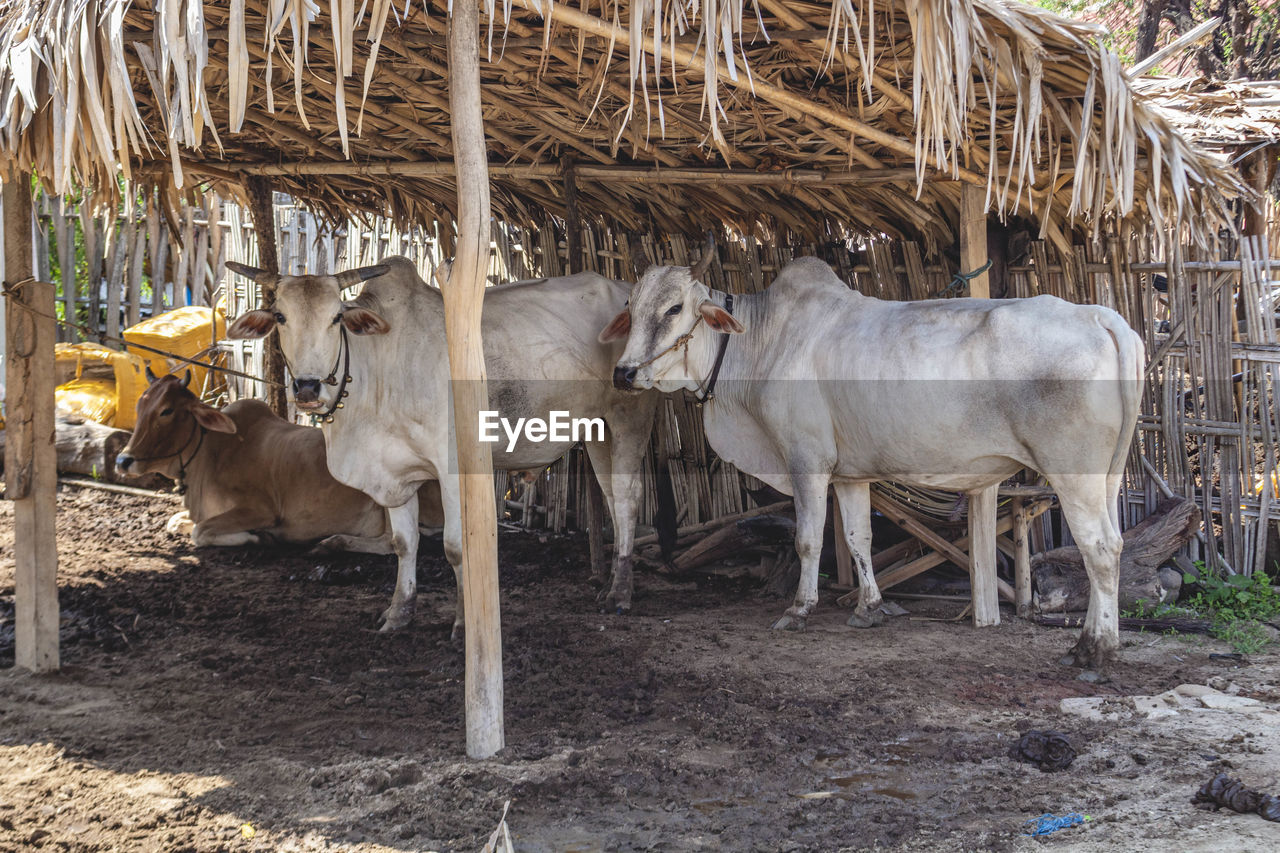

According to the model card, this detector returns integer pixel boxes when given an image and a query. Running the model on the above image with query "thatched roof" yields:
[1136,76,1280,151]
[0,0,1244,254]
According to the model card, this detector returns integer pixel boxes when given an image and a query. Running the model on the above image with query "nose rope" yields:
[122,417,206,495]
[308,324,353,424]
[634,314,705,370]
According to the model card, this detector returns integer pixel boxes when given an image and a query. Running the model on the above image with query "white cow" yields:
[226,258,666,636]
[604,253,1143,671]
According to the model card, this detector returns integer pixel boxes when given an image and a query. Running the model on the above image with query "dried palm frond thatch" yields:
[0,0,1245,250]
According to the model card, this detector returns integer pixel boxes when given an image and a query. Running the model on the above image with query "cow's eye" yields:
[665,304,682,316]
[273,311,286,325]
[332,313,343,325]
[160,407,173,417]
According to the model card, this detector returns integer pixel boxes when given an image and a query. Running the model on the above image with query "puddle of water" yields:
[827,774,920,801]
[691,798,739,815]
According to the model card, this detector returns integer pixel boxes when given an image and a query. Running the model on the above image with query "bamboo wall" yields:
[23,190,1280,575]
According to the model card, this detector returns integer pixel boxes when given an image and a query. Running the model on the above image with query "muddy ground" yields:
[2,485,1280,852]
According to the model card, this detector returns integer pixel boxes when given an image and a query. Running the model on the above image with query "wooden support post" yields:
[245,176,289,417]
[448,0,504,760]
[833,496,855,587]
[4,173,59,672]
[969,485,1000,627]
[563,156,607,581]
[960,184,990,298]
[1012,498,1033,618]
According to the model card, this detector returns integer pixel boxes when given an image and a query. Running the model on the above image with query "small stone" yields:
[1132,752,1149,766]
[1174,683,1219,699]
[1060,697,1107,721]
[1199,694,1261,711]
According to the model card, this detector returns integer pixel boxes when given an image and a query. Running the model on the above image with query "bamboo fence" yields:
[21,190,1280,575]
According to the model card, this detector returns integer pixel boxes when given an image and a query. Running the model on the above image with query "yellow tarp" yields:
[55,378,117,426]
[123,306,226,396]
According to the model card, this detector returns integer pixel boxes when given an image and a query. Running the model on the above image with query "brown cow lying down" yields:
[116,371,443,550]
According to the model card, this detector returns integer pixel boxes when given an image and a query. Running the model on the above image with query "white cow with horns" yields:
[603,248,1143,671]
[225,257,669,636]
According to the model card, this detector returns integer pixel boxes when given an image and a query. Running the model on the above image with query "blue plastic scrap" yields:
[1023,812,1091,836]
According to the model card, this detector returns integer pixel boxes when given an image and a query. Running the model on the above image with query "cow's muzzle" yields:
[613,365,637,391]
[293,378,324,408]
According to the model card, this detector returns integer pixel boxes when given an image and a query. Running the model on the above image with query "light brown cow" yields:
[116,372,443,553]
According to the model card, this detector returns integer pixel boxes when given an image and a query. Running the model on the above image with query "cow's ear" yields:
[191,403,237,434]
[598,309,631,343]
[227,309,276,339]
[341,306,390,335]
[698,301,745,334]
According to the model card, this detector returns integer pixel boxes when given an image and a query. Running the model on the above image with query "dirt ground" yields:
[2,485,1280,852]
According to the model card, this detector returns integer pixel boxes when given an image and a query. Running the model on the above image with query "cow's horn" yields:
[335,264,391,288]
[145,364,159,384]
[181,369,193,389]
[225,261,269,282]
[690,231,717,281]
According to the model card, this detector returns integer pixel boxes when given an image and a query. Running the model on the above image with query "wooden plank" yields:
[873,514,1015,592]
[448,0,504,760]
[4,174,59,672]
[869,491,974,572]
[959,184,990,299]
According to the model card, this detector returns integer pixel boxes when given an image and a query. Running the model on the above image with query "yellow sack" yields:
[123,306,226,396]
[54,342,120,386]
[55,378,118,426]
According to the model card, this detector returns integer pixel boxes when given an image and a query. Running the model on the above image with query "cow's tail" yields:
[1101,311,1145,480]
[655,461,679,562]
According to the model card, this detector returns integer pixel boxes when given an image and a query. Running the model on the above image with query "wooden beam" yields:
[4,172,59,672]
[969,485,1000,627]
[875,500,1052,591]
[219,160,926,186]
[1012,498,1033,618]
[244,177,289,418]
[960,183,990,298]
[833,496,855,587]
[448,0,504,760]
[564,156,608,583]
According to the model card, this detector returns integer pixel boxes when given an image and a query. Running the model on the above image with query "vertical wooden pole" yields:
[4,172,59,672]
[960,184,990,299]
[448,0,504,759]
[961,183,997,624]
[245,176,289,416]
[564,156,608,580]
[969,485,1000,627]
[833,497,855,587]
[1011,497,1032,618]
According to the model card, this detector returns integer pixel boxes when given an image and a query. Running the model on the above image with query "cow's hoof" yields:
[847,608,886,629]
[1060,638,1116,672]
[772,613,807,631]
[313,535,346,554]
[602,598,631,616]
[378,601,415,632]
[165,511,194,537]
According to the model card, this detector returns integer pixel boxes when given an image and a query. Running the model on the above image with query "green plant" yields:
[1182,567,1280,654]
[1185,570,1280,623]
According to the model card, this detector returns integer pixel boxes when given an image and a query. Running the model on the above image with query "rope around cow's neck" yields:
[126,416,206,495]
